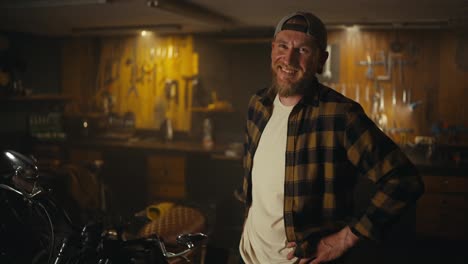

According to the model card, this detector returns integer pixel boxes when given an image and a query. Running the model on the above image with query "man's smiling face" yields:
[271,29,324,97]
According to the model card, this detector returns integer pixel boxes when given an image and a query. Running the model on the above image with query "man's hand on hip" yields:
[286,226,360,264]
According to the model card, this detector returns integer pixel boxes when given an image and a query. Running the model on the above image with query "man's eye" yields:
[299,47,310,54]
[278,43,288,49]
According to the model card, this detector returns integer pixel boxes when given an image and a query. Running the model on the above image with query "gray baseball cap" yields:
[274,11,327,51]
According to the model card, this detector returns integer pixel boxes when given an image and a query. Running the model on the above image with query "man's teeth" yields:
[281,66,296,74]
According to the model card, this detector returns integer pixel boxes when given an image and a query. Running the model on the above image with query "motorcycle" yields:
[0,150,207,264]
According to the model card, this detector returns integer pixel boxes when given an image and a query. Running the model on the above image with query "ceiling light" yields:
[327,20,450,30]
[345,25,360,33]
[147,0,236,27]
[71,24,182,35]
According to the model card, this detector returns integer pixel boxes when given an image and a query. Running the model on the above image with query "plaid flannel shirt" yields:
[242,79,424,258]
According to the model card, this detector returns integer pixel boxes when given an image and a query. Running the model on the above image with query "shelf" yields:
[190,107,234,113]
[0,94,73,102]
[0,94,73,112]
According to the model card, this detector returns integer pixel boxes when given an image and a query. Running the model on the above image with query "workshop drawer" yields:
[148,183,186,200]
[147,155,185,184]
[147,155,186,200]
[422,175,468,193]
[416,193,468,239]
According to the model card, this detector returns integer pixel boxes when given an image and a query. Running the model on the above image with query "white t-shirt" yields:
[239,95,297,264]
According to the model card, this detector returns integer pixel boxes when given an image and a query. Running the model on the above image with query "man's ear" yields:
[316,50,329,74]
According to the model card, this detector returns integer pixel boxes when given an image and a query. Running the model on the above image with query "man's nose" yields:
[283,48,298,65]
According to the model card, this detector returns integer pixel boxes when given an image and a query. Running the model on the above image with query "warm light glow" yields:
[168,45,173,58]
[141,30,148,37]
[345,25,360,33]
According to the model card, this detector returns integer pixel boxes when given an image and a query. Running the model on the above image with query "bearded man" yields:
[238,11,424,264]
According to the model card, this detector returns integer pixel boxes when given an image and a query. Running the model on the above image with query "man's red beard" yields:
[271,67,314,97]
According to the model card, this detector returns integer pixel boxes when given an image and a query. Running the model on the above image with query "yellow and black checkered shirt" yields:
[241,79,424,258]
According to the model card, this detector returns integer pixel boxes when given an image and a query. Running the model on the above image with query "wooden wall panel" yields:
[439,31,468,124]
[62,35,198,131]
[61,29,467,144]
[326,29,466,144]
[61,38,98,111]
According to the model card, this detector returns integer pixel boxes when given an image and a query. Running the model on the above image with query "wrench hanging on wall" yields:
[376,51,393,81]
[126,40,143,98]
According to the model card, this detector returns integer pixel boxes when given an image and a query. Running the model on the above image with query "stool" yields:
[139,205,207,264]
